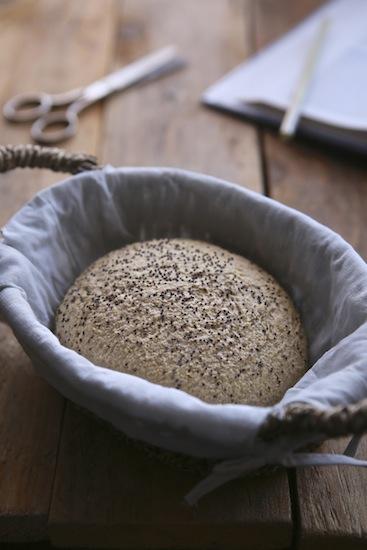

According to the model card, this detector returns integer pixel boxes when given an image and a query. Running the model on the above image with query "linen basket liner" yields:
[1,148,367,503]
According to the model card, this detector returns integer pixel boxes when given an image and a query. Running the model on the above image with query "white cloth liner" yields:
[1,166,367,503]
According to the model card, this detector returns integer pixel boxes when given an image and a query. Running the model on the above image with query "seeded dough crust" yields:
[55,239,308,406]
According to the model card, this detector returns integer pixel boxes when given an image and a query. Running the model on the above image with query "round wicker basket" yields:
[1,144,367,503]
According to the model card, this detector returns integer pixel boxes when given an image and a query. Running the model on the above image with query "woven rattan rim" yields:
[259,399,367,442]
[2,143,366,445]
[0,143,99,174]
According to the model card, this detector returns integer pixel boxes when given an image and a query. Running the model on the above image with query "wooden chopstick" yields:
[280,18,330,139]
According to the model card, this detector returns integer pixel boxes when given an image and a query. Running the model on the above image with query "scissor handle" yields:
[3,92,53,122]
[31,110,78,145]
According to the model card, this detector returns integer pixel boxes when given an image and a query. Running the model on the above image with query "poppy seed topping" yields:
[55,239,308,406]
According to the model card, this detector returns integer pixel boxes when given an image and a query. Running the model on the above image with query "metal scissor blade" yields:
[78,46,185,109]
[136,56,186,85]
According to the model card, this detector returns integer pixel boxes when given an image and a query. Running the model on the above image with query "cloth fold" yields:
[185,435,366,505]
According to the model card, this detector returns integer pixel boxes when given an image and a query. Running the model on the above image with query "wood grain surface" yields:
[1,0,366,548]
[101,0,262,189]
[48,1,292,548]
[0,0,115,542]
[0,323,62,543]
[254,1,367,548]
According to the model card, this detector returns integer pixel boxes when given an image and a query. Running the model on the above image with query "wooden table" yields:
[1,0,366,548]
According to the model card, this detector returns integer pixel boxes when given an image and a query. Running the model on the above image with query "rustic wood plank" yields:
[254,1,367,548]
[0,0,115,542]
[0,323,62,543]
[101,0,262,190]
[49,1,293,548]
[296,440,367,550]
[50,404,291,549]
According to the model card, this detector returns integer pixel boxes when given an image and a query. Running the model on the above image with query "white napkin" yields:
[203,0,367,131]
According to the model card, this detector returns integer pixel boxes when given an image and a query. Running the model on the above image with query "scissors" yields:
[3,46,185,145]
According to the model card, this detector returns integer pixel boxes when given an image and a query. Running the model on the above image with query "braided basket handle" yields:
[259,398,367,442]
[0,144,99,174]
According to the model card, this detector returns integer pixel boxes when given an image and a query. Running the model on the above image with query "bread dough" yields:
[55,239,308,406]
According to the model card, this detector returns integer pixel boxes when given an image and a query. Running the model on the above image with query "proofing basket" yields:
[1,145,367,502]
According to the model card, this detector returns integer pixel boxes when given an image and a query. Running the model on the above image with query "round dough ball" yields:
[55,239,308,406]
